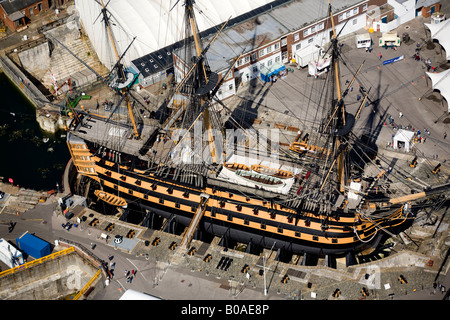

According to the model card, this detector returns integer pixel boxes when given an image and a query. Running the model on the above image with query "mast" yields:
[99,0,140,139]
[172,0,226,165]
[329,0,346,193]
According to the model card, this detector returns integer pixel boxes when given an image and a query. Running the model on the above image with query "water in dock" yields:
[0,72,70,191]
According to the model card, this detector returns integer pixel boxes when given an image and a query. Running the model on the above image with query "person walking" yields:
[444,132,447,139]
[378,52,382,60]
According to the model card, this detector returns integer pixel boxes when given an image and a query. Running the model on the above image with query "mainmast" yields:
[170,0,225,165]
[99,0,140,139]
[329,1,346,193]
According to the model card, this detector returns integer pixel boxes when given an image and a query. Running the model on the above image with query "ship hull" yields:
[137,201,375,256]
[83,161,384,257]
[67,133,408,258]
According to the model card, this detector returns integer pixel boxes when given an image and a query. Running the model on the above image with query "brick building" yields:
[415,0,440,18]
[172,0,376,101]
[0,0,50,31]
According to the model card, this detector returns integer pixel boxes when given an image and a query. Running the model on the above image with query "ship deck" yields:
[72,110,164,159]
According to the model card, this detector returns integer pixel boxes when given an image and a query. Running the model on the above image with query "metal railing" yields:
[0,247,75,278]
[73,268,102,300]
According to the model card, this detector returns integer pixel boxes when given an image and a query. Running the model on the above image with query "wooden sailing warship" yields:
[65,0,449,266]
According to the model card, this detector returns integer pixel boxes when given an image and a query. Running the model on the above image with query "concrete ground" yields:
[1,188,449,302]
[228,15,450,164]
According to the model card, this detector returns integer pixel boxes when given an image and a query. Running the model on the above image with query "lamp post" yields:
[263,241,276,296]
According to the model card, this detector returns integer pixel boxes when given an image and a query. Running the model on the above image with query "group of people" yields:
[124,269,137,283]
[433,282,446,295]
[103,254,137,285]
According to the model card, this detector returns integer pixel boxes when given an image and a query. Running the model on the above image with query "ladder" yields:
[180,193,210,249]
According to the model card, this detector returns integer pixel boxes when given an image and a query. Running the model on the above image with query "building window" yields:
[311,26,315,33]
[244,218,249,225]
[251,52,257,61]
[353,18,358,25]
[260,62,265,68]
[318,22,324,30]
[244,56,250,63]
[275,56,281,63]
[303,29,309,37]
[295,231,301,237]
[281,37,287,46]
[253,66,258,72]
[229,84,233,91]
[267,59,272,66]
[259,48,265,57]
[261,223,266,230]
[266,45,272,53]
[295,43,301,51]
[277,227,283,233]
[308,38,313,44]
[353,7,359,15]
[294,33,299,41]
[274,43,280,50]
[363,4,367,11]
[338,14,343,21]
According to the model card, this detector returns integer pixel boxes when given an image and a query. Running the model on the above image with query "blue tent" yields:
[260,62,286,82]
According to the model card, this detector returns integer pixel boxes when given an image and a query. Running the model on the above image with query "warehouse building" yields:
[173,0,373,101]
[75,0,418,99]
[75,0,276,85]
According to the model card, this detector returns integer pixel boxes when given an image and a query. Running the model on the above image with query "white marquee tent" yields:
[426,68,450,113]
[393,129,415,152]
[424,19,450,61]
[75,0,275,70]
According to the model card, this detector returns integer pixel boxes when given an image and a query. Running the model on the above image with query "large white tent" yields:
[424,19,450,61]
[426,68,450,113]
[75,0,275,70]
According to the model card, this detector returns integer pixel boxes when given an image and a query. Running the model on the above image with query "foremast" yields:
[99,0,139,140]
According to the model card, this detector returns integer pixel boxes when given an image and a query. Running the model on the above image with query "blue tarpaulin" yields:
[16,231,51,259]
[260,62,286,82]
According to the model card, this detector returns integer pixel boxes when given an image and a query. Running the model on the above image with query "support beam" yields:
[180,194,209,249]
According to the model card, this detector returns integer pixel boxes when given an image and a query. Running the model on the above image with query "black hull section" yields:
[138,202,375,257]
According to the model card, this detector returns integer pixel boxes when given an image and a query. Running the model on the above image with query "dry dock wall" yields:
[0,55,49,109]
[0,251,99,300]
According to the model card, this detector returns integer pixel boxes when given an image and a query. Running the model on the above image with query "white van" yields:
[355,33,371,48]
